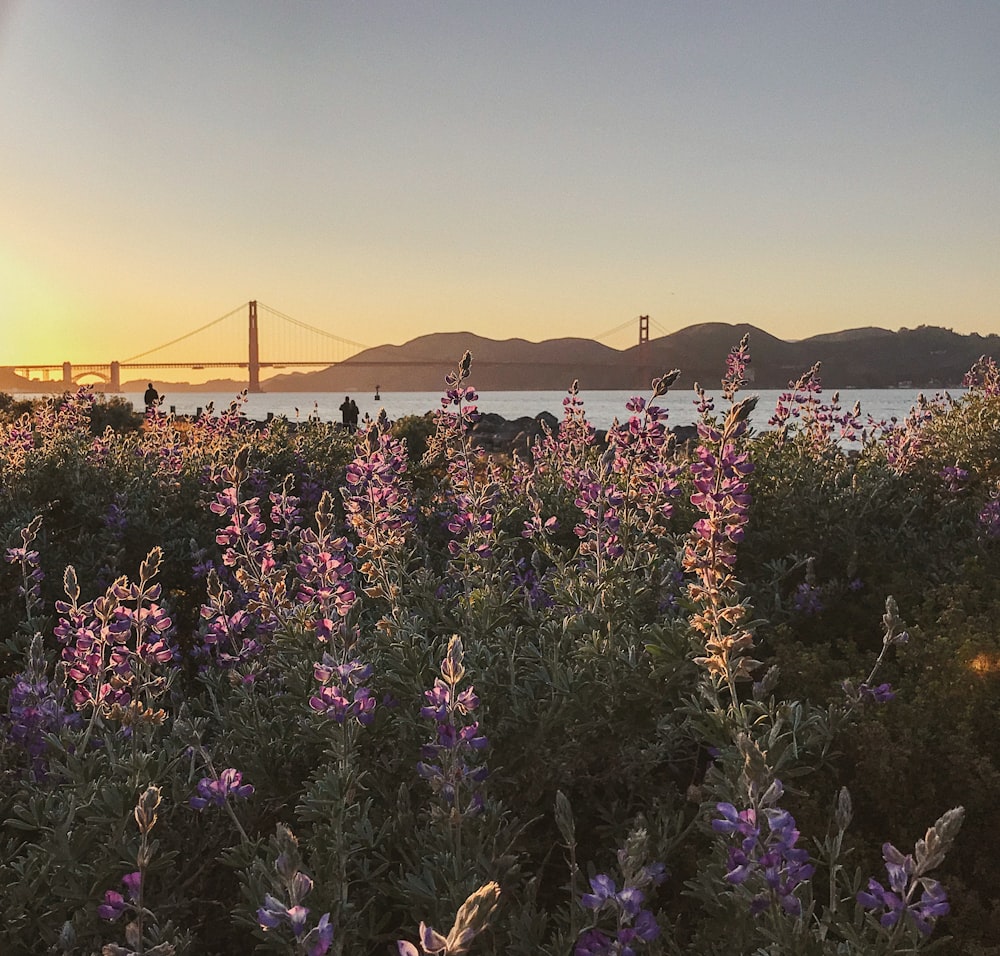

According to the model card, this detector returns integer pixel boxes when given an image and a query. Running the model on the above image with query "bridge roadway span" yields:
[7,359,610,393]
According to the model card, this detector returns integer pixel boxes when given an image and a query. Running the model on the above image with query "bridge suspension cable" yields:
[648,317,671,337]
[593,316,644,342]
[258,302,369,351]
[121,303,248,363]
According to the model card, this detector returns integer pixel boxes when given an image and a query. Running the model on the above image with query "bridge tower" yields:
[110,362,121,393]
[637,316,652,390]
[248,300,261,393]
[62,362,72,387]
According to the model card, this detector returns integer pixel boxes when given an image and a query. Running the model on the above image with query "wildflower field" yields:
[2,340,1000,956]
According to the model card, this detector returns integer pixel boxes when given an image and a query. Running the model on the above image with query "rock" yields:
[671,424,698,446]
[466,411,557,455]
[535,410,559,431]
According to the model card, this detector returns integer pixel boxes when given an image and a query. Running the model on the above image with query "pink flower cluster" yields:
[55,550,177,723]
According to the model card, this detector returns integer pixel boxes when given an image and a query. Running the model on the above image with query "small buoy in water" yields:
[374,385,381,400]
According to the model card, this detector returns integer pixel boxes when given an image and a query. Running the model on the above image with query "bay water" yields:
[110,386,960,433]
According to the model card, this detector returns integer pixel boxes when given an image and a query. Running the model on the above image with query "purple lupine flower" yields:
[295,542,356,617]
[571,461,624,566]
[309,655,376,726]
[520,481,559,542]
[963,354,1000,396]
[632,908,660,939]
[604,374,683,556]
[712,782,815,917]
[195,568,263,670]
[417,636,488,817]
[858,842,950,936]
[122,871,142,899]
[1,409,37,464]
[212,487,268,564]
[575,862,662,956]
[5,515,44,620]
[56,549,178,726]
[97,871,141,921]
[290,474,320,512]
[190,768,255,810]
[712,802,759,839]
[258,830,333,955]
[517,379,597,493]
[574,928,614,956]
[4,634,80,779]
[859,682,896,704]
[258,894,330,946]
[938,465,969,494]
[342,411,414,601]
[429,354,501,576]
[300,912,334,956]
[192,557,216,579]
[722,334,751,402]
[511,558,554,609]
[870,393,948,475]
[769,363,822,435]
[267,478,304,548]
[102,498,129,541]
[979,496,1000,539]
[292,490,356,641]
[792,582,823,616]
[559,379,598,454]
[97,890,128,922]
[206,450,291,636]
[767,365,868,450]
[693,382,715,416]
[580,874,619,910]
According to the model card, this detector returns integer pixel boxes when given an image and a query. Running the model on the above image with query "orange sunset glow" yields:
[2,2,998,373]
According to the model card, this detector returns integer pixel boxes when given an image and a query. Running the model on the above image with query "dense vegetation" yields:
[1,341,999,956]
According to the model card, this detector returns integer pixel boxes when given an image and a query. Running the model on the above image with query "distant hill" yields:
[262,324,999,392]
[0,368,36,392]
[9,324,996,396]
[264,332,629,391]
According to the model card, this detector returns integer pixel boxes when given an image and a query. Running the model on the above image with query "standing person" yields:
[349,398,360,431]
[143,382,160,413]
[340,395,353,431]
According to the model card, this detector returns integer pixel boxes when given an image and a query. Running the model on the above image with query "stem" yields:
[136,836,148,956]
[79,631,111,756]
[223,797,250,845]
[862,641,891,689]
[567,829,580,938]
[331,720,352,956]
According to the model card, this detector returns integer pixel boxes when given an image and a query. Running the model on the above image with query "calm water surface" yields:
[105,387,961,433]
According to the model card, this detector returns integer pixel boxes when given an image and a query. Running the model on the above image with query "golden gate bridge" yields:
[11,302,371,394]
[10,302,663,393]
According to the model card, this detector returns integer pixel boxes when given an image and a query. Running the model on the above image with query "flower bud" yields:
[134,784,161,835]
[835,786,853,831]
[652,369,681,396]
[554,790,575,846]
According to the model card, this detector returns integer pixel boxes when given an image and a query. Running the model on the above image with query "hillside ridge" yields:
[7,324,998,393]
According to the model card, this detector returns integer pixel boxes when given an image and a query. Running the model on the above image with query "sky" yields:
[2,0,999,372]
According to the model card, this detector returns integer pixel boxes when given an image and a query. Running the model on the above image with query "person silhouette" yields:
[143,382,160,413]
[340,395,354,431]
[349,398,359,431]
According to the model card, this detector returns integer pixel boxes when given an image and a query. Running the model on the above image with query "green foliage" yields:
[392,413,436,464]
